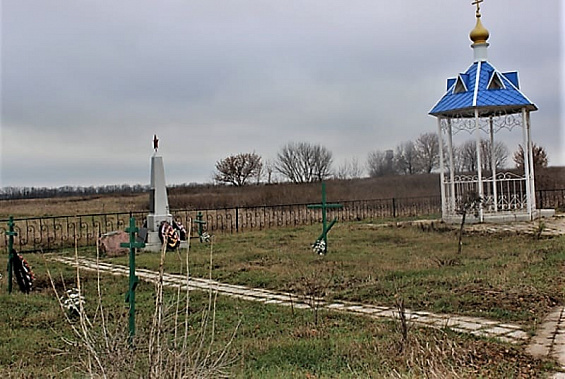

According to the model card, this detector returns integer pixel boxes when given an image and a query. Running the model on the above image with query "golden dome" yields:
[470,16,490,44]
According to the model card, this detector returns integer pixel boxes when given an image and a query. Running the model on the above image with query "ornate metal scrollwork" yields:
[440,110,524,136]
[53,219,64,248]
[41,221,52,248]
[116,214,127,231]
[492,112,523,133]
[92,219,102,241]
[78,217,90,246]
[216,213,225,232]
[224,211,234,233]
[255,208,263,230]
[205,213,214,233]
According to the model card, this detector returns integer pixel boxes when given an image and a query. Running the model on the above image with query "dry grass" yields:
[116,222,565,327]
[3,167,564,219]
[44,231,239,378]
[1,224,560,377]
[0,193,147,218]
[168,175,441,209]
[0,175,442,218]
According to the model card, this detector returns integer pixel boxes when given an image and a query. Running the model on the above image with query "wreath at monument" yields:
[12,253,34,293]
[172,220,187,241]
[158,221,181,250]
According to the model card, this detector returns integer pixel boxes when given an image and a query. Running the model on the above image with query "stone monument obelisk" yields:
[146,135,172,234]
[142,135,186,251]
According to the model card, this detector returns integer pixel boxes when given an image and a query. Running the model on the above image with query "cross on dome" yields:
[472,0,484,17]
[469,0,489,46]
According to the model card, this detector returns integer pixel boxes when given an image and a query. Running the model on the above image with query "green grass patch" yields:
[1,221,563,377]
[105,222,565,325]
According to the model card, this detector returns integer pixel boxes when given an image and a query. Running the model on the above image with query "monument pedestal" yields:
[146,214,172,233]
[143,231,188,252]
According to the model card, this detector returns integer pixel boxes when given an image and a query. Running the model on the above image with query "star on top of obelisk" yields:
[153,134,159,153]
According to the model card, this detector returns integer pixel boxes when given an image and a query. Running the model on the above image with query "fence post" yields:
[235,207,239,233]
[392,198,397,218]
[538,190,543,209]
[6,216,17,294]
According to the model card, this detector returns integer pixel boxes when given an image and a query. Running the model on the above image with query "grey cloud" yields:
[1,0,561,187]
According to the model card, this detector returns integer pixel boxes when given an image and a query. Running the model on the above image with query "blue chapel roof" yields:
[429,60,537,118]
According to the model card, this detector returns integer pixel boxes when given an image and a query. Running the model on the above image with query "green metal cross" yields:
[307,182,342,254]
[6,216,17,294]
[120,217,145,345]
[194,212,207,242]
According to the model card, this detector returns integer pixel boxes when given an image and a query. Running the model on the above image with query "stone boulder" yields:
[99,231,130,257]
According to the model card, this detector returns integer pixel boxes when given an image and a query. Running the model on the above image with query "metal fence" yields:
[1,189,563,253]
[537,189,565,211]
[0,195,441,253]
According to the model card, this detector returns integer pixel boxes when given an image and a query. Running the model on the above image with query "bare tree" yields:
[275,142,333,183]
[335,157,364,179]
[457,140,478,172]
[394,141,418,175]
[367,149,395,177]
[414,132,440,173]
[263,159,276,184]
[513,143,548,170]
[456,139,508,173]
[479,139,509,171]
[214,152,263,186]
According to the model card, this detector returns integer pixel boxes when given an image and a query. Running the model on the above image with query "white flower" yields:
[60,288,85,314]
[200,232,211,243]
[312,239,326,255]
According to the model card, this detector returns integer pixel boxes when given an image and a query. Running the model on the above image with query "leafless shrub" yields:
[49,227,239,378]
[533,218,546,240]
[455,191,482,255]
[295,264,335,326]
[394,294,410,353]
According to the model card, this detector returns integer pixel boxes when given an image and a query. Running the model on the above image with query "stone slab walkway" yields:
[52,256,529,344]
[51,255,565,374]
[527,307,565,372]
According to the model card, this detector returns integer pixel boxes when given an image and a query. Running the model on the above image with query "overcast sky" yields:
[1,0,563,188]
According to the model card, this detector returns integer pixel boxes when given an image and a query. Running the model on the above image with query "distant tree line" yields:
[2,138,549,200]
[214,135,549,185]
[366,134,548,178]
[0,184,149,201]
